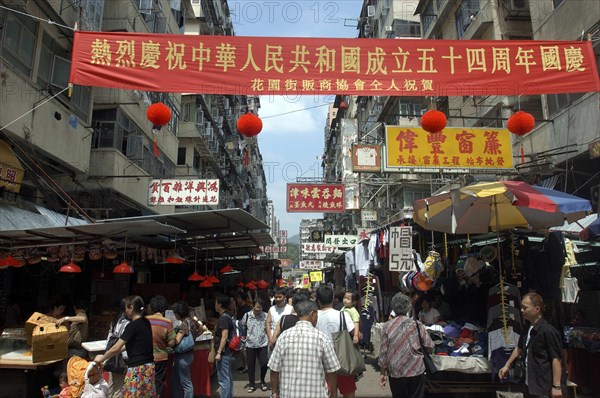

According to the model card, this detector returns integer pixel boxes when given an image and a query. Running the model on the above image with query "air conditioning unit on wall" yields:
[509,0,529,11]
[367,5,376,17]
[506,0,530,16]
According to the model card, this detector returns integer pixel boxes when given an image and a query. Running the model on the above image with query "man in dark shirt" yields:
[499,293,566,398]
[214,295,235,398]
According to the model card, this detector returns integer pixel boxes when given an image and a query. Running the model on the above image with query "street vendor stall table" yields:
[0,349,62,397]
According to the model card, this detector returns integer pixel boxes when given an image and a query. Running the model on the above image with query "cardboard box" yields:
[25,312,57,345]
[31,324,68,364]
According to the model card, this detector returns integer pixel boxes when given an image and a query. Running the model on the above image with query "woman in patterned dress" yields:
[94,295,156,397]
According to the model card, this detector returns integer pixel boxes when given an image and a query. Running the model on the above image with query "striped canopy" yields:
[413,181,592,234]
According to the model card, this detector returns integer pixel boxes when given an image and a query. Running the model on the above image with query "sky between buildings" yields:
[232,0,365,235]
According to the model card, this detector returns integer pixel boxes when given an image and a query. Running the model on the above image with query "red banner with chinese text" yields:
[287,183,345,213]
[69,32,600,96]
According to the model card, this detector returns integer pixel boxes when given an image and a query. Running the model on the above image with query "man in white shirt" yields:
[316,285,357,398]
[266,287,293,348]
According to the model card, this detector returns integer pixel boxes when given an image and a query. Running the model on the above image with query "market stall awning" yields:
[0,208,272,258]
[98,209,274,259]
[0,220,186,249]
[97,208,270,235]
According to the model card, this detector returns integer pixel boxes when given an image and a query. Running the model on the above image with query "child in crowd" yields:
[342,291,361,344]
[81,362,109,398]
[55,372,70,398]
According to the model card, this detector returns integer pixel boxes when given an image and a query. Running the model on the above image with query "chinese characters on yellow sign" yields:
[385,126,513,170]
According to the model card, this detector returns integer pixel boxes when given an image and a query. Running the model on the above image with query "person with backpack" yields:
[214,294,235,398]
[242,298,269,392]
[172,301,198,398]
[104,299,129,397]
[93,295,155,398]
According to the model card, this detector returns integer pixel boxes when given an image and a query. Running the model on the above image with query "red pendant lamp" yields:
[165,252,185,264]
[188,245,203,281]
[113,235,133,274]
[0,254,21,268]
[245,281,257,290]
[188,271,203,281]
[165,236,185,264]
[60,260,82,273]
[237,282,245,287]
[199,279,214,288]
[113,260,134,274]
[219,264,234,273]
[257,280,269,289]
[207,275,220,284]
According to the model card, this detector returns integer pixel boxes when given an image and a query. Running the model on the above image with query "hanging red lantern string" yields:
[507,111,535,164]
[237,112,263,137]
[420,109,447,134]
[146,102,172,158]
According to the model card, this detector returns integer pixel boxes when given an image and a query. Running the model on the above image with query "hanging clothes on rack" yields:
[344,248,357,290]
[487,280,522,360]
[354,239,370,277]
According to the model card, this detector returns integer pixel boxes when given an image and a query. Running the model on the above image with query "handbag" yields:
[332,312,366,376]
[229,335,242,352]
[415,320,438,375]
[103,335,127,374]
[173,320,195,354]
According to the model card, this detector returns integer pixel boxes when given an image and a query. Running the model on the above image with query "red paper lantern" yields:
[339,100,348,110]
[507,111,535,136]
[421,110,447,133]
[237,112,263,137]
[146,102,172,127]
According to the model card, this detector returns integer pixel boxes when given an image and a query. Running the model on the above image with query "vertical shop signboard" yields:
[389,226,415,272]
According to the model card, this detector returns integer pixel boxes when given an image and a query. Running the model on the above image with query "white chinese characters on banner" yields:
[300,260,324,270]
[149,179,219,206]
[302,243,335,254]
[389,226,415,272]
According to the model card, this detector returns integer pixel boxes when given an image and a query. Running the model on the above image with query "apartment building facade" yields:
[0,0,269,223]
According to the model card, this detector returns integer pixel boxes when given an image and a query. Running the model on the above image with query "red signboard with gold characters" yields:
[69,32,600,96]
[286,183,345,213]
